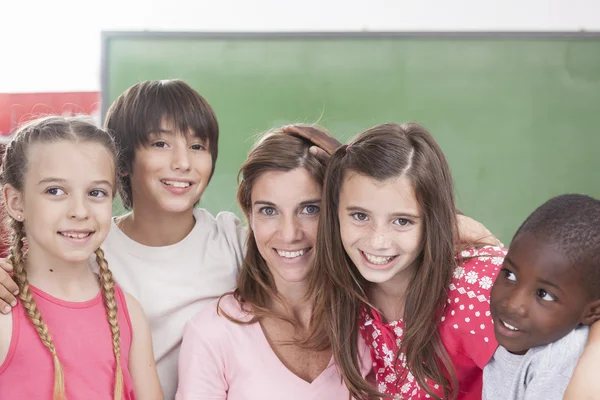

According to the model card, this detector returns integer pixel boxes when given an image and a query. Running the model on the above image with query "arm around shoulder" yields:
[0,258,19,314]
[563,323,600,400]
[524,370,572,400]
[124,292,163,400]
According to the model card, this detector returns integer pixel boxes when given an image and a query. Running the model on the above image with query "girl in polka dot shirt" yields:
[307,123,505,400]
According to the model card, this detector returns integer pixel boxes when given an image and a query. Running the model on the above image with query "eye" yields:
[394,218,412,226]
[536,289,557,302]
[152,141,168,148]
[46,187,65,196]
[501,268,517,282]
[89,189,108,198]
[190,143,206,151]
[259,207,277,216]
[351,212,368,221]
[301,205,320,215]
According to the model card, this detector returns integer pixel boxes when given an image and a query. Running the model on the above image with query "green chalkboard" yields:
[101,32,600,244]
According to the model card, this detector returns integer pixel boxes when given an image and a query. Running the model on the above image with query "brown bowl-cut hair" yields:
[104,79,219,209]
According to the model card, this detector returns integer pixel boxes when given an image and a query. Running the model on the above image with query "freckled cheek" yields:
[251,218,280,250]
[395,230,422,255]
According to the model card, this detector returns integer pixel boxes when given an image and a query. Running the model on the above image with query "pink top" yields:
[176,294,372,400]
[360,246,507,399]
[0,283,135,399]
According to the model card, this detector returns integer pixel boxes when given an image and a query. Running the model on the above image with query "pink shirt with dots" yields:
[360,245,507,399]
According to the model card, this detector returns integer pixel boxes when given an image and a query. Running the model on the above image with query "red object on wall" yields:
[0,91,101,136]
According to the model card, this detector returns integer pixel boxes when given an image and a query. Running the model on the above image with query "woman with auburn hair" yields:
[175,124,372,399]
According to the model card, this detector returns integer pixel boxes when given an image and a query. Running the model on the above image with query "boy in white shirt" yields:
[99,80,245,399]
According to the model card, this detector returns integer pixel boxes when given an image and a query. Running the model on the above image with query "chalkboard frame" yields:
[100,31,600,120]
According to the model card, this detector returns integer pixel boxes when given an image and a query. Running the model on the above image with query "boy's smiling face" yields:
[129,119,212,215]
[490,232,597,355]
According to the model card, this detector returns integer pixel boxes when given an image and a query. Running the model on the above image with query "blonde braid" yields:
[95,248,123,400]
[10,221,66,400]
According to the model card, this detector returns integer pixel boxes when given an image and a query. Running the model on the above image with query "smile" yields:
[502,320,520,331]
[58,231,93,239]
[161,180,192,188]
[275,248,310,259]
[361,250,397,265]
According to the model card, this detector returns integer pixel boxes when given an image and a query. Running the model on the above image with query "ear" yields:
[3,184,24,221]
[581,298,600,326]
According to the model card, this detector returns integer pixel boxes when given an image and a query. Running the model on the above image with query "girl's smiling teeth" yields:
[58,231,93,239]
[161,179,192,188]
[361,250,397,265]
[275,248,310,259]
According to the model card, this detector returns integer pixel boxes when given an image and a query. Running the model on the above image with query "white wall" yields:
[0,0,598,92]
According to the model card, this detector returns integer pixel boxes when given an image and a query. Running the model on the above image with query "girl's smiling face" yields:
[13,140,115,265]
[338,172,424,288]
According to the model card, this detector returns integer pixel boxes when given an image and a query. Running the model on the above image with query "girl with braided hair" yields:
[0,116,162,399]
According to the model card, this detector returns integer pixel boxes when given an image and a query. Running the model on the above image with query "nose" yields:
[279,215,302,243]
[171,141,191,172]
[503,288,529,318]
[367,223,392,250]
[68,193,90,220]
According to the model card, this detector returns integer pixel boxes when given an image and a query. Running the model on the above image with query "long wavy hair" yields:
[308,122,459,400]
[0,116,124,400]
[218,124,338,338]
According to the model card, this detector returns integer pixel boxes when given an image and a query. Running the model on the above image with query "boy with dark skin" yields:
[484,194,600,400]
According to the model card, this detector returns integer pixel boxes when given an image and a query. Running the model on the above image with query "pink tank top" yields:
[0,283,136,399]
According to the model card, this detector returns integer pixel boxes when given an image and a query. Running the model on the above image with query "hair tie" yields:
[346,144,351,153]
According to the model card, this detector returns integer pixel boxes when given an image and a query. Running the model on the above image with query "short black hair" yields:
[514,194,600,300]
[104,79,219,209]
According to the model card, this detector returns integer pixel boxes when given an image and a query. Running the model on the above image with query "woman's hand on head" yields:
[0,258,18,314]
[457,214,502,247]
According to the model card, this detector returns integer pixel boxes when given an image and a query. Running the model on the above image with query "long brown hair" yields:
[308,122,459,400]
[0,116,124,400]
[218,124,338,335]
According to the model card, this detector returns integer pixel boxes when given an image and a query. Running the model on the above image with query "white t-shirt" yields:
[483,326,588,400]
[100,208,246,400]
